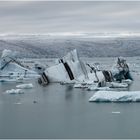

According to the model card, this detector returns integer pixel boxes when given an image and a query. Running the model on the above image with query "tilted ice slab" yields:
[16,83,33,89]
[0,49,40,81]
[89,91,140,102]
[44,49,89,83]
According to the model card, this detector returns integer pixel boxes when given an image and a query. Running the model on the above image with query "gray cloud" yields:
[0,1,140,34]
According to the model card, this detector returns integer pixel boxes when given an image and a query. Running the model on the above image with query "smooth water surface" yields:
[0,57,140,139]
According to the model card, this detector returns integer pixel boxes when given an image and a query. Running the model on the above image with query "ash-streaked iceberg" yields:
[0,49,40,82]
[38,49,133,89]
[38,49,90,85]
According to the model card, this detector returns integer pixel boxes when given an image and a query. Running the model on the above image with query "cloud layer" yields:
[0,1,140,34]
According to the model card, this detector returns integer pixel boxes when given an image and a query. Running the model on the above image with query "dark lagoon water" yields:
[0,57,140,139]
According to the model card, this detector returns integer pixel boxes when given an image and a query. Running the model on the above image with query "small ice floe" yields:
[111,111,121,114]
[5,89,24,94]
[16,77,24,83]
[122,79,133,85]
[87,85,110,91]
[74,81,94,88]
[74,83,89,88]
[14,102,22,105]
[60,81,75,85]
[109,82,128,88]
[0,79,19,82]
[16,83,33,89]
[0,77,23,83]
[89,91,140,102]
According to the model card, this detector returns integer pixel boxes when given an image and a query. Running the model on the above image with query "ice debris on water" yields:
[74,83,89,88]
[87,85,110,91]
[4,83,33,95]
[14,102,22,105]
[74,81,96,88]
[109,82,128,88]
[5,89,24,94]
[16,83,33,89]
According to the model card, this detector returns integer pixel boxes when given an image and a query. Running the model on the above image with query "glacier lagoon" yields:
[0,57,140,139]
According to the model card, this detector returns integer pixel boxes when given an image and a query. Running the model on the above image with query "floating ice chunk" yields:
[0,78,22,82]
[82,80,94,85]
[74,80,95,88]
[122,79,133,84]
[110,82,128,88]
[88,85,110,91]
[0,77,24,83]
[16,77,24,82]
[89,91,140,102]
[74,83,88,88]
[112,111,121,114]
[5,89,24,94]
[16,83,33,89]
[60,81,75,85]
[14,102,22,105]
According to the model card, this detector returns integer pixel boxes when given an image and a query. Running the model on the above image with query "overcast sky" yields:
[0,1,140,34]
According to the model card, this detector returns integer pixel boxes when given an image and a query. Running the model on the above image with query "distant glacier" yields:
[0,34,140,58]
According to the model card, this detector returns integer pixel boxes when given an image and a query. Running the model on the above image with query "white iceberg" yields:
[89,91,140,102]
[5,89,24,94]
[39,49,89,84]
[0,49,40,81]
[16,83,33,89]
[39,49,106,86]
[38,49,133,87]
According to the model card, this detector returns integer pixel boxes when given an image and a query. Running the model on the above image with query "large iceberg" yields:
[40,49,89,83]
[37,49,133,88]
[38,49,106,86]
[0,49,40,81]
[89,91,140,102]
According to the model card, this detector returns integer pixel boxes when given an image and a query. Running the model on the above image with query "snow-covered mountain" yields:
[0,34,140,58]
